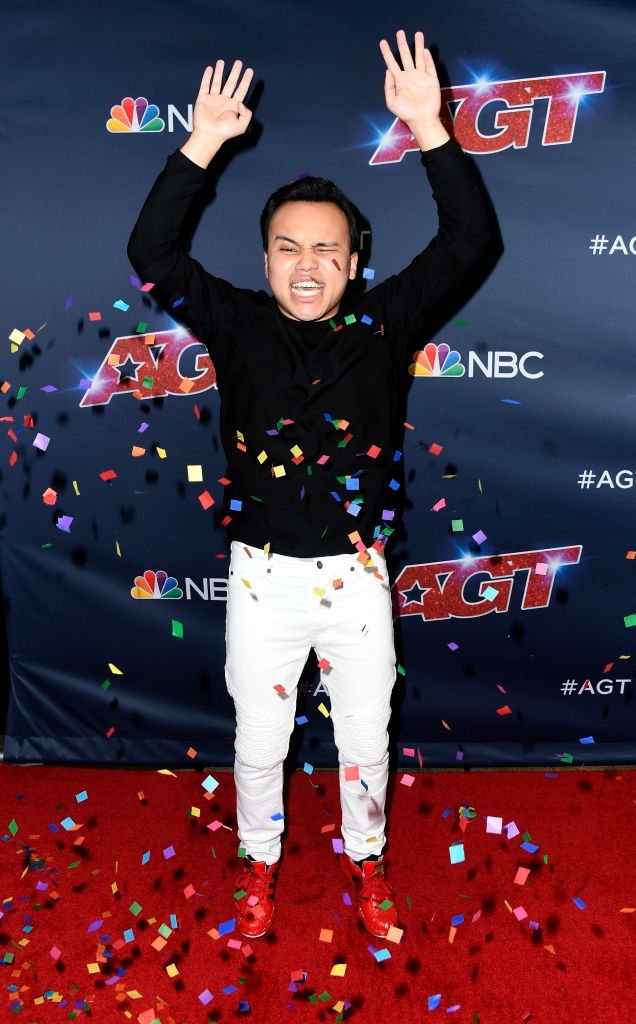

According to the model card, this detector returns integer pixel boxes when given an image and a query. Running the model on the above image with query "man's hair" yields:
[260,176,360,253]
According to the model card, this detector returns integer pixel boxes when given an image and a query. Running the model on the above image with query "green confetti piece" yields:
[318,992,331,1002]
[171,619,183,639]
[329,319,337,329]
[406,894,412,908]
[16,386,27,399]
[543,854,549,864]
[237,846,247,858]
[234,889,247,900]
[379,898,393,910]
[624,613,636,627]
[41,543,53,549]
[451,519,464,532]
[101,679,111,690]
[8,819,18,836]
[136,322,148,333]
[211,847,217,859]
[158,923,172,938]
[397,663,406,677]
[142,376,153,388]
[344,314,356,325]
[3,952,14,964]
[455,319,468,325]
[129,901,142,916]
[473,1016,480,1024]
[66,861,80,869]
[522,832,532,842]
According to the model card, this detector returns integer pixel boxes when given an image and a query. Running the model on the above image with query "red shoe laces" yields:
[361,866,395,907]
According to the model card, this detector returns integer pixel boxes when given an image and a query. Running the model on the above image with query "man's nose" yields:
[295,246,318,269]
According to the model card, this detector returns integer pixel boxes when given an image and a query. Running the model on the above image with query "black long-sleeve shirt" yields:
[127,138,495,556]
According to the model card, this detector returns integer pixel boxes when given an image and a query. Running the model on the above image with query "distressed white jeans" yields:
[224,540,397,865]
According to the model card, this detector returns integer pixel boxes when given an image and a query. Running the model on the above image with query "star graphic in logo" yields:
[115,355,143,383]
[399,580,428,606]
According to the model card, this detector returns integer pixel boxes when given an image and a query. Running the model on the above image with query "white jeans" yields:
[224,541,397,865]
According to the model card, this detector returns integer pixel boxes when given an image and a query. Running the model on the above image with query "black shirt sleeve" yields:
[368,137,497,333]
[127,148,240,356]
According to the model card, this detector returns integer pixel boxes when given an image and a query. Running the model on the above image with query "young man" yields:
[128,30,495,939]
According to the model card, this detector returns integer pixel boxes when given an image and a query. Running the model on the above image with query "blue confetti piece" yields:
[362,268,375,280]
[520,841,539,853]
[441,808,452,818]
[271,812,284,821]
[60,817,76,831]
[501,398,521,404]
[346,503,361,516]
[330,491,342,502]
[202,774,219,793]
[374,948,391,962]
[428,993,442,1011]
[218,919,236,937]
[170,914,178,929]
[123,928,134,943]
[222,984,237,994]
[48,823,60,833]
[545,772,559,778]
[172,297,185,308]
[113,299,130,311]
[450,914,464,926]
[579,736,595,744]
[230,498,243,512]
[361,314,373,324]
[345,478,360,490]
[75,790,88,803]
[342,892,352,906]
[393,449,402,461]
[573,897,587,910]
[239,1001,250,1012]
[449,843,465,864]
[141,851,150,865]
[303,763,313,774]
[388,479,400,490]
[360,778,369,791]
[295,715,308,725]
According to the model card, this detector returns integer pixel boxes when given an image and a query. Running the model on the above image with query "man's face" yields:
[264,200,358,322]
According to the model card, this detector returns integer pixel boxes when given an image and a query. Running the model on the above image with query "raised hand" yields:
[193,59,254,141]
[379,30,448,150]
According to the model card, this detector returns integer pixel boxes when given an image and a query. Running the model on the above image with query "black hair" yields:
[260,176,360,253]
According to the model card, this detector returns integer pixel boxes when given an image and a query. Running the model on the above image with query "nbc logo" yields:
[131,570,182,600]
[409,343,464,377]
[107,97,165,133]
[409,342,544,380]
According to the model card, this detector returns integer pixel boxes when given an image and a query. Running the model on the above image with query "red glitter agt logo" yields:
[370,72,605,163]
[392,545,582,621]
[80,329,216,407]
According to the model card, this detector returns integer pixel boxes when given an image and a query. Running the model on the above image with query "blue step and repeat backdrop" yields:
[2,0,635,766]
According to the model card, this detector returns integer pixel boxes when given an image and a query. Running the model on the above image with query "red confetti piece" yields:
[198,491,214,510]
[429,442,443,455]
[99,469,118,482]
[496,705,512,716]
[88,312,102,321]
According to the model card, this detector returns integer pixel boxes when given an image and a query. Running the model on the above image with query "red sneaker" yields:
[340,853,399,938]
[234,858,279,938]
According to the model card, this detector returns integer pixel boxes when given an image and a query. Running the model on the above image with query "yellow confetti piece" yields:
[87,963,101,974]
[115,540,121,557]
[190,806,200,818]
[165,962,178,977]
[290,444,303,457]
[313,587,326,597]
[236,429,245,442]
[504,900,512,912]
[241,578,252,589]
[157,769,177,777]
[318,702,330,718]
[330,963,347,977]
[257,450,268,464]
[125,989,143,999]
[187,464,202,482]
[156,447,167,459]
[72,480,80,495]
[108,663,123,675]
[264,542,271,554]
[333,1001,345,1014]
[273,464,286,478]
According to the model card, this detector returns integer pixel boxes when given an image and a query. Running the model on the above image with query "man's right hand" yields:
[181,60,254,168]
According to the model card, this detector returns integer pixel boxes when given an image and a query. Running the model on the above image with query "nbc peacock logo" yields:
[107,97,165,133]
[409,343,465,377]
[131,570,183,600]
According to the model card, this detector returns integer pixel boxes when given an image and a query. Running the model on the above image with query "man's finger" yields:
[210,59,225,94]
[396,29,415,72]
[383,68,396,107]
[198,66,213,97]
[379,38,401,76]
[414,31,426,70]
[234,67,255,103]
[222,58,244,96]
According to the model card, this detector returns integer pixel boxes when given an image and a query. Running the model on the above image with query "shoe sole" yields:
[238,910,275,940]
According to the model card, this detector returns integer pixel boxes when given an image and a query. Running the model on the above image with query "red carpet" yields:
[0,764,634,1023]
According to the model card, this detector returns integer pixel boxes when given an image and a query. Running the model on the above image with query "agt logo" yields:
[371,71,605,161]
[392,545,582,621]
[132,570,227,601]
[409,343,544,379]
[81,329,216,406]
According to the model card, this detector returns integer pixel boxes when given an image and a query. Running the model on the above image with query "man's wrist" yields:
[180,132,225,169]
[408,118,451,152]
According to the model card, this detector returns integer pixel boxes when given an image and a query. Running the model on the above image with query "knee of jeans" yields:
[332,704,391,767]
[233,697,294,768]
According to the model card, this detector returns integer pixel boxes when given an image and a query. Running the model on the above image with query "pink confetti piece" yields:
[486,816,503,834]
[514,866,531,885]
[431,498,446,511]
[33,432,50,451]
[400,773,415,787]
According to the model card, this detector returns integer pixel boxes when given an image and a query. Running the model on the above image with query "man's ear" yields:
[348,250,359,280]
[263,250,269,280]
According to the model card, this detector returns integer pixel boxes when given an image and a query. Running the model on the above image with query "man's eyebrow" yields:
[274,235,342,247]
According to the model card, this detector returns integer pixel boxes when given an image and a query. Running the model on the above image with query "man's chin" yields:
[276,300,334,323]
